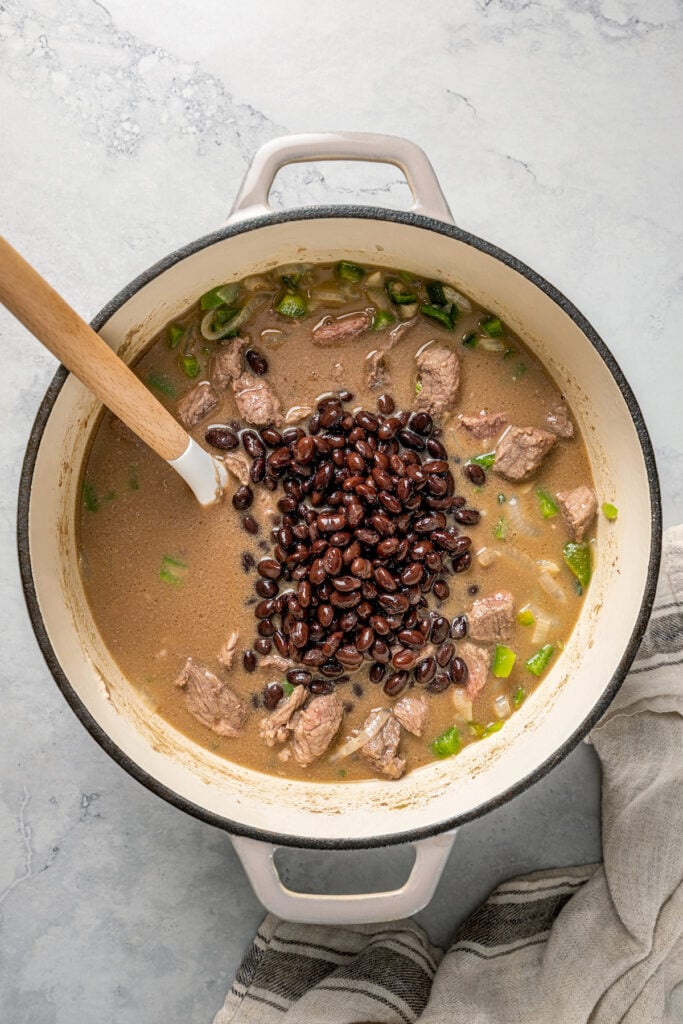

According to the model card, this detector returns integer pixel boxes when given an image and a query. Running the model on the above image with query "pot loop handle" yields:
[230,829,456,925]
[228,132,454,225]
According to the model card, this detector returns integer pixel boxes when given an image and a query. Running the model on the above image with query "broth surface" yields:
[78,262,597,781]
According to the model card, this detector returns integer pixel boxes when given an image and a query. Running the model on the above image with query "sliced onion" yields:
[451,688,473,722]
[494,695,512,719]
[476,546,501,568]
[243,274,272,292]
[507,497,541,538]
[479,337,506,352]
[365,270,383,288]
[539,571,567,603]
[443,285,472,312]
[532,609,560,645]
[309,284,349,307]
[285,405,313,424]
[366,286,392,312]
[200,296,268,341]
[537,559,560,574]
[330,708,392,761]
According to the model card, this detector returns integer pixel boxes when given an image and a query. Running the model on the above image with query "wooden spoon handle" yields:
[0,236,189,462]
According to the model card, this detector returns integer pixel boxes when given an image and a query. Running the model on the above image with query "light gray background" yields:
[1,2,682,1021]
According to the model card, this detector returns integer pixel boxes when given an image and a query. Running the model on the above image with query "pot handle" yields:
[228,132,454,225]
[230,829,456,925]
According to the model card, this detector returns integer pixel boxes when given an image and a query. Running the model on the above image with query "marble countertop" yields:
[1,2,681,1021]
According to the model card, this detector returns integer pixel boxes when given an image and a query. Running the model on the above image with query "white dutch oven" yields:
[18,134,661,924]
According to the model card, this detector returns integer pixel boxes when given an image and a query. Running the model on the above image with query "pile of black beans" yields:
[210,392,481,701]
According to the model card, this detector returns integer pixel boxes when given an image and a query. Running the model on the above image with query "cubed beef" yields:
[222,451,251,487]
[459,641,491,699]
[211,337,249,387]
[232,373,283,426]
[177,383,220,429]
[366,348,389,389]
[312,310,373,345]
[468,591,515,643]
[556,485,597,542]
[259,685,308,747]
[217,631,239,671]
[415,345,460,416]
[258,653,291,672]
[291,693,344,767]
[174,657,247,737]
[360,713,406,779]
[494,426,556,481]
[459,411,508,440]
[393,694,429,737]
[546,403,574,438]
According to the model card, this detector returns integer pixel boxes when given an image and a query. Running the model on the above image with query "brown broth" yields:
[77,262,595,782]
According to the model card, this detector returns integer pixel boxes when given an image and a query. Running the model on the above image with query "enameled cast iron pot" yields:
[18,134,661,923]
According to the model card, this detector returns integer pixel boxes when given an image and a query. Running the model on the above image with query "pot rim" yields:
[17,205,662,850]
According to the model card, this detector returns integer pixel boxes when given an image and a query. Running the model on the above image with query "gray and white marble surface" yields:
[1,1,682,1021]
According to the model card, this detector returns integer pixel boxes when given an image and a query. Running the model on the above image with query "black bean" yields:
[232,485,253,510]
[250,457,266,483]
[377,393,396,415]
[205,426,239,450]
[383,671,408,697]
[426,437,447,459]
[263,682,284,709]
[332,575,362,593]
[450,658,469,685]
[243,650,256,672]
[257,619,275,637]
[290,621,309,648]
[260,426,282,448]
[255,599,276,619]
[310,678,335,694]
[453,507,481,525]
[323,547,343,575]
[464,462,486,485]
[433,579,450,600]
[410,411,433,436]
[242,515,259,534]
[317,510,347,533]
[258,558,282,580]
[452,551,472,573]
[337,645,364,669]
[374,566,398,592]
[427,672,451,693]
[450,614,468,639]
[242,430,265,458]
[245,348,268,375]
[392,648,418,670]
[370,615,391,636]
[414,512,447,533]
[430,615,450,644]
[414,656,436,685]
[369,663,386,684]
[319,659,344,677]
[267,447,292,471]
[398,427,426,451]
[255,637,272,655]
[400,562,423,586]
[256,578,277,598]
[377,592,410,614]
[286,669,312,686]
[436,642,455,667]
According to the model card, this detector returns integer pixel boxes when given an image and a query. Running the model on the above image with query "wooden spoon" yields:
[0,236,228,505]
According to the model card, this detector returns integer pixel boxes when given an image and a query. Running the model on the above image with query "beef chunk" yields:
[459,411,508,440]
[258,653,291,672]
[222,451,251,487]
[494,426,556,481]
[468,591,515,643]
[217,631,239,671]
[211,337,249,387]
[546,403,574,438]
[366,348,390,389]
[259,685,308,747]
[312,310,373,345]
[556,485,597,542]
[415,345,460,416]
[393,694,429,737]
[360,714,406,780]
[291,693,344,767]
[459,641,491,700]
[177,383,220,429]
[232,373,283,426]
[174,657,247,737]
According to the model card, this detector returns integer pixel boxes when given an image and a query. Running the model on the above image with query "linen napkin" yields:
[215,525,683,1024]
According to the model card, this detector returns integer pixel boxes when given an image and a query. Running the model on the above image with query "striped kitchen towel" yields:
[214,525,683,1024]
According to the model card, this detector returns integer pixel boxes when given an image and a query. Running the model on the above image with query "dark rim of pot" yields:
[17,206,662,851]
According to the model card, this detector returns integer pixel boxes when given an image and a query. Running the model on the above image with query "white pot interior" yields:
[25,216,656,844]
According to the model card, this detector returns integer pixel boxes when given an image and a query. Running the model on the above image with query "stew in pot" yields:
[77,260,609,781]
